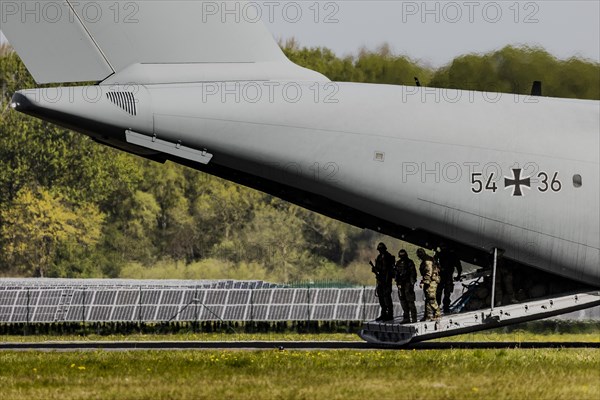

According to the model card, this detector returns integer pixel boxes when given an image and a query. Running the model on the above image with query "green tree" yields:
[0,187,104,277]
[430,46,600,99]
[354,43,432,86]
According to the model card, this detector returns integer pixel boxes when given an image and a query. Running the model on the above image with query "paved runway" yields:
[1,341,598,351]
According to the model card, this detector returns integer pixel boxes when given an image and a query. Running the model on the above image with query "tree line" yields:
[0,42,598,283]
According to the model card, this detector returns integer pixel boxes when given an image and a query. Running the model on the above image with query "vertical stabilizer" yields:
[1,0,327,83]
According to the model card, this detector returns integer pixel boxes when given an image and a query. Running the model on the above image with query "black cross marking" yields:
[504,168,531,196]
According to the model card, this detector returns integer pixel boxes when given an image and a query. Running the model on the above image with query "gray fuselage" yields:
[13,81,600,285]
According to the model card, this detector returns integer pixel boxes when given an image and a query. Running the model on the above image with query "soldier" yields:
[416,248,441,321]
[369,242,395,321]
[434,242,462,313]
[394,249,417,323]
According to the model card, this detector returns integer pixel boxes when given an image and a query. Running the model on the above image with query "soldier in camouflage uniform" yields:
[394,249,417,323]
[417,248,441,321]
[434,242,462,313]
[370,242,395,321]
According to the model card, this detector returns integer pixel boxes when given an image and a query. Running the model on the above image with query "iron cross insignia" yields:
[504,168,531,196]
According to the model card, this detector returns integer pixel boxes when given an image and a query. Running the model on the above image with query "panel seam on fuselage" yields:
[418,197,599,250]
[153,113,599,165]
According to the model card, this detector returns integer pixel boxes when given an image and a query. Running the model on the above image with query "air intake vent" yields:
[107,91,137,116]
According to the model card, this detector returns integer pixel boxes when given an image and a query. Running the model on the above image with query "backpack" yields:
[432,259,441,284]
[385,253,396,282]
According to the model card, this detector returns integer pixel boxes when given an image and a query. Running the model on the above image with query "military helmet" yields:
[376,242,387,251]
[416,248,426,257]
[398,249,407,257]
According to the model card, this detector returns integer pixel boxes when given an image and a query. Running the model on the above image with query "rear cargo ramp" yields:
[359,291,600,346]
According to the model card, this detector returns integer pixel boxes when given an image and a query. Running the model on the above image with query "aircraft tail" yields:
[1,0,327,84]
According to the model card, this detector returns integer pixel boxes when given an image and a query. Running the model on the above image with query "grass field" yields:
[1,329,599,343]
[1,348,599,400]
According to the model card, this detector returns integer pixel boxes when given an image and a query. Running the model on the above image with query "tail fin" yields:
[1,0,326,84]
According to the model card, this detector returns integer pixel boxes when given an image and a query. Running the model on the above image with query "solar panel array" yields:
[0,278,280,290]
[2,279,597,323]
[0,279,419,323]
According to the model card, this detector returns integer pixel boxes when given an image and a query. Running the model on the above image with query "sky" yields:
[264,0,600,66]
[1,1,598,66]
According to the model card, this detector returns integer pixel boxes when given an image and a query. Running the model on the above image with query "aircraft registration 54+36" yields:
[2,0,598,344]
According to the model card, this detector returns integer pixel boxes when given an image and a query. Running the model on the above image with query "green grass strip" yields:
[0,348,598,399]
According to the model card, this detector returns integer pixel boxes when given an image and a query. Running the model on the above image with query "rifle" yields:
[369,260,380,279]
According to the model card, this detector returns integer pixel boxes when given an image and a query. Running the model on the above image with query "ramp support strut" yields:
[491,247,498,311]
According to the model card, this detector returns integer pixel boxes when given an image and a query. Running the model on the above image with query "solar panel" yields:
[223,305,247,320]
[204,291,229,305]
[227,290,250,304]
[65,305,86,321]
[156,305,179,321]
[312,305,335,320]
[111,306,135,321]
[289,304,310,320]
[38,290,62,306]
[249,289,272,304]
[247,304,268,320]
[0,306,13,321]
[138,305,156,321]
[116,290,139,305]
[89,306,112,321]
[271,289,295,304]
[160,290,182,305]
[93,291,116,305]
[15,290,40,305]
[268,304,291,320]
[293,289,309,305]
[10,307,30,322]
[32,305,59,322]
[140,290,161,305]
[0,291,17,306]
[178,304,202,321]
[181,289,203,305]
[363,288,378,304]
[314,289,338,304]
[364,305,380,320]
[70,290,87,304]
[200,305,224,321]
[336,304,359,320]
[339,289,362,304]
